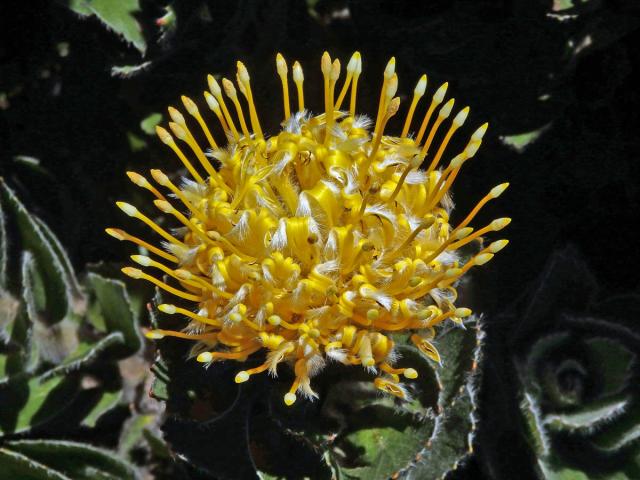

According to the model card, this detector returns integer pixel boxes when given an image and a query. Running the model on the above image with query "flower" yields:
[108,51,510,406]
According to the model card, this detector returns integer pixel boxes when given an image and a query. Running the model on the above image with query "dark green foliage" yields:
[479,249,640,480]
[0,180,141,479]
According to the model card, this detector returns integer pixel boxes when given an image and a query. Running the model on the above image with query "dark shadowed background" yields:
[2,1,639,478]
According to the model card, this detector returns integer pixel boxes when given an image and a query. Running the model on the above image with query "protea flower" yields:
[108,51,509,406]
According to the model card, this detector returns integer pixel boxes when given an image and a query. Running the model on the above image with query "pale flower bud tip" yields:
[235,371,250,383]
[105,228,124,240]
[491,217,512,230]
[208,75,221,96]
[122,267,142,278]
[475,253,494,265]
[489,239,509,253]
[145,330,165,340]
[116,201,138,217]
[414,74,427,96]
[434,82,448,103]
[404,368,418,379]
[439,98,455,118]
[158,304,177,314]
[131,254,151,266]
[472,122,489,141]
[155,125,173,144]
[284,392,297,406]
[490,182,509,198]
[197,352,213,363]
[453,106,470,126]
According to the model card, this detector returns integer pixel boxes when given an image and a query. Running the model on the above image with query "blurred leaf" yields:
[66,0,146,54]
[82,390,122,428]
[0,180,71,324]
[0,373,79,435]
[126,132,147,152]
[118,413,156,457]
[4,440,139,480]
[0,191,6,289]
[88,273,142,357]
[0,448,70,480]
[140,113,162,135]
[499,124,551,153]
[41,332,125,381]
[110,61,152,78]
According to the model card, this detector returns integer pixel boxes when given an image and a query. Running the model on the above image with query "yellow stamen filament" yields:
[131,254,203,290]
[425,106,469,173]
[374,57,395,138]
[236,61,263,138]
[204,90,229,132]
[145,329,218,341]
[159,303,223,327]
[420,98,455,157]
[369,96,400,160]
[181,95,218,149]
[416,82,448,144]
[335,51,359,111]
[349,54,362,116]
[208,75,239,141]
[321,52,333,143]
[105,228,178,263]
[154,199,212,245]
[456,182,509,231]
[447,217,511,251]
[388,154,422,202]
[292,61,304,112]
[126,171,166,201]
[222,78,251,139]
[401,74,427,137]
[155,126,205,184]
[116,201,185,246]
[168,119,220,181]
[122,267,202,301]
[276,53,291,120]
[149,169,209,224]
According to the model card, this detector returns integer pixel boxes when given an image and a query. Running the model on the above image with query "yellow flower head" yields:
[108,51,510,406]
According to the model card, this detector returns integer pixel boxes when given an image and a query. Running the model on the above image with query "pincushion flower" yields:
[108,51,509,406]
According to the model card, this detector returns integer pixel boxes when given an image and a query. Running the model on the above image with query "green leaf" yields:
[88,273,142,357]
[0,190,7,289]
[33,217,86,315]
[82,390,122,428]
[118,413,157,457]
[140,113,163,135]
[5,440,139,480]
[499,124,550,153]
[340,424,430,480]
[41,332,125,381]
[0,373,79,435]
[403,386,476,479]
[0,448,71,480]
[66,0,146,54]
[0,180,71,324]
[434,324,478,407]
